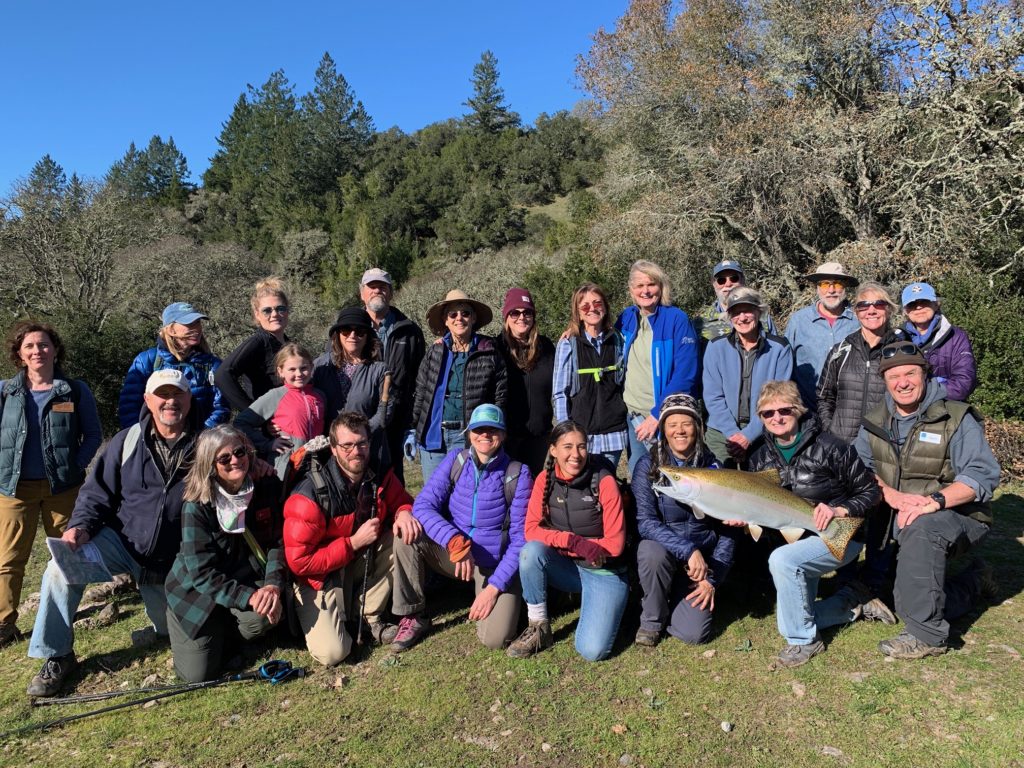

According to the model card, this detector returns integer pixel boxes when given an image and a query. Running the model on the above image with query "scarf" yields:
[215,478,255,534]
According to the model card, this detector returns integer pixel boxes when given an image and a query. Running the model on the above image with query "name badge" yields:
[918,431,941,445]
[52,402,75,413]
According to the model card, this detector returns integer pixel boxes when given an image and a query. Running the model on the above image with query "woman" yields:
[817,282,905,442]
[409,289,507,483]
[496,288,555,475]
[747,380,881,669]
[0,322,102,645]
[902,281,977,401]
[215,277,291,412]
[313,307,392,470]
[632,394,736,647]
[615,261,700,476]
[552,283,627,471]
[507,421,627,662]
[164,426,284,682]
[118,301,227,429]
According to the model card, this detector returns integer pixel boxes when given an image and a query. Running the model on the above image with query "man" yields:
[391,404,530,652]
[784,261,860,408]
[26,370,199,697]
[695,259,777,342]
[702,287,794,466]
[855,342,1000,659]
[283,411,422,666]
[358,268,425,484]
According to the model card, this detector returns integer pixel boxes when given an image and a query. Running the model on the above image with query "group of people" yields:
[0,256,1000,698]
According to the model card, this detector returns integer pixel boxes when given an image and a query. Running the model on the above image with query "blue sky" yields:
[1,1,627,194]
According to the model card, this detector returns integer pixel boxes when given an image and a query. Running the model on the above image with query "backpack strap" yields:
[120,423,143,467]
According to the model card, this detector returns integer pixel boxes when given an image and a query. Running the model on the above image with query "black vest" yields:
[546,464,610,538]
[571,339,627,436]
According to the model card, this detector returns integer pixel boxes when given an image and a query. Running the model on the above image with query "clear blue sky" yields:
[1,1,627,194]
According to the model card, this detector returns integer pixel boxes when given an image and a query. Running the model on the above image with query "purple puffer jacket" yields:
[412,447,531,593]
[910,316,977,402]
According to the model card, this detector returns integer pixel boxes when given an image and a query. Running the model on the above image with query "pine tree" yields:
[463,51,520,134]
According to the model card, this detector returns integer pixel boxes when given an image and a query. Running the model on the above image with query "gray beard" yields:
[367,297,389,314]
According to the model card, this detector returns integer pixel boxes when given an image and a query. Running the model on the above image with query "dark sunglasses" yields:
[447,309,473,320]
[855,300,889,312]
[508,309,535,319]
[215,446,250,466]
[338,326,368,337]
[881,342,919,359]
[259,305,289,316]
[715,274,740,286]
[904,299,931,311]
[579,300,604,313]
[759,407,795,419]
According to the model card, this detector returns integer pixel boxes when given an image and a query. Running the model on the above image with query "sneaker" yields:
[506,620,553,659]
[26,654,78,697]
[860,597,898,625]
[634,627,661,647]
[390,614,431,652]
[772,639,825,669]
[878,631,946,659]
[367,620,399,646]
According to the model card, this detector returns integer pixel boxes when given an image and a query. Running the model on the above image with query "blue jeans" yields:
[626,412,652,477]
[768,535,864,646]
[518,540,629,661]
[28,527,169,659]
[419,427,467,485]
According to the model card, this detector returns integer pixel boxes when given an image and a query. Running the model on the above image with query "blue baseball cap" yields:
[901,282,938,307]
[162,302,209,326]
[712,260,744,277]
[466,404,506,432]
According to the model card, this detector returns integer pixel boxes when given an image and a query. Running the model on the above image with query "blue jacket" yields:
[616,305,700,417]
[412,447,531,593]
[784,301,860,407]
[118,340,227,429]
[702,329,795,444]
[632,450,736,587]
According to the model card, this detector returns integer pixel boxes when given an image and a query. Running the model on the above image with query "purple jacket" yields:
[412,447,531,593]
[908,316,977,402]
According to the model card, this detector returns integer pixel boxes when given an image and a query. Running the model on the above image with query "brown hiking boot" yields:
[879,631,946,660]
[26,654,78,698]
[970,559,997,600]
[771,639,825,670]
[860,597,898,625]
[506,620,553,659]
[367,620,399,646]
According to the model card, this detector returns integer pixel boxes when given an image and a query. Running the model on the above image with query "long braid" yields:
[540,453,556,520]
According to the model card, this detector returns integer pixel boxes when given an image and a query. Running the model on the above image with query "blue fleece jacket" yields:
[615,305,700,417]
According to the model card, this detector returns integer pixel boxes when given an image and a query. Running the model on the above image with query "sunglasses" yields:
[855,300,889,312]
[447,309,473,320]
[759,407,796,419]
[715,274,740,286]
[507,309,535,320]
[881,342,919,359]
[338,326,368,337]
[259,305,289,316]
[904,300,931,311]
[215,446,250,466]
[579,300,604,313]
[817,280,846,290]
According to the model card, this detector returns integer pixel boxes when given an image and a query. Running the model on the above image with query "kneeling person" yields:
[392,404,531,651]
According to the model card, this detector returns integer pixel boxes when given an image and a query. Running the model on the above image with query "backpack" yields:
[447,449,523,550]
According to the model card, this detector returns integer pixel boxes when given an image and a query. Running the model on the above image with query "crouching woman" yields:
[165,426,285,681]
[507,421,627,662]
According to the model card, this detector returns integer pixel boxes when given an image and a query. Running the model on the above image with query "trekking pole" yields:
[356,540,377,646]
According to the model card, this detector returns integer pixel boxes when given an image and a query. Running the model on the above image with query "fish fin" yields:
[820,517,864,560]
[754,468,781,485]
[780,527,804,545]
[690,506,706,520]
[747,524,764,542]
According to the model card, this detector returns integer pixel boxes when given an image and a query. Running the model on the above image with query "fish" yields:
[655,466,863,561]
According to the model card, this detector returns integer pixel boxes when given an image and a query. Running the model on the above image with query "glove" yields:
[447,534,472,563]
[403,430,417,461]
[569,535,607,564]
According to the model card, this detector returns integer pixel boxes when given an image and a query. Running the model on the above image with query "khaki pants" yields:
[393,536,521,650]
[0,480,78,626]
[292,530,394,666]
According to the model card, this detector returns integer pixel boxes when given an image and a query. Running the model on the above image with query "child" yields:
[235,344,326,480]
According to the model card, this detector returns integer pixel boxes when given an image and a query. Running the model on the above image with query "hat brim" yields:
[804,273,859,286]
[465,420,506,433]
[328,321,376,338]
[167,312,209,326]
[426,298,493,336]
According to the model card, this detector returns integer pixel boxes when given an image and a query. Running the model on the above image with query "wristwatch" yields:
[929,491,946,510]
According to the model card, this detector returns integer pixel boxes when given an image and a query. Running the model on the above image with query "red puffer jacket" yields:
[283,465,412,590]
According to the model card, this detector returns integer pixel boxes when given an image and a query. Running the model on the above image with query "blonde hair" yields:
[274,342,314,371]
[159,324,211,361]
[755,380,807,420]
[182,425,255,505]
[563,283,613,339]
[250,276,290,318]
[855,281,898,314]
[629,260,671,306]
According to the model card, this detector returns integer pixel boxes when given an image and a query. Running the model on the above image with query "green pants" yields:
[166,605,274,683]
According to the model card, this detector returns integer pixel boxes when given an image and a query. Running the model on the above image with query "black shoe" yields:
[27,654,78,698]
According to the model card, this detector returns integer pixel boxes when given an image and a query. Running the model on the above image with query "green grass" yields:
[526,195,572,224]
[1,486,1022,768]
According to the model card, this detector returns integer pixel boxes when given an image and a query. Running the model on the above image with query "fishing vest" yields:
[571,339,627,436]
[862,398,991,524]
[546,464,611,539]
[0,371,84,496]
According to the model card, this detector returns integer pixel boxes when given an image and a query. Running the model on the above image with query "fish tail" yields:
[821,517,864,561]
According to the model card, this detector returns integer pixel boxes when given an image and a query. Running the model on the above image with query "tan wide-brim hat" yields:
[425,289,494,337]
[804,261,859,286]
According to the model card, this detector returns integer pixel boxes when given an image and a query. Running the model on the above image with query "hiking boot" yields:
[367,620,399,646]
[878,631,946,660]
[0,621,23,648]
[634,627,661,648]
[772,639,825,669]
[390,614,431,652]
[506,620,553,659]
[26,654,78,698]
[860,597,898,625]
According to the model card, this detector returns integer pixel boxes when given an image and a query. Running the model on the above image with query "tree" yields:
[463,51,520,134]
[107,136,192,206]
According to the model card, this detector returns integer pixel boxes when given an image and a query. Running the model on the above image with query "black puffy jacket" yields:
[747,415,879,519]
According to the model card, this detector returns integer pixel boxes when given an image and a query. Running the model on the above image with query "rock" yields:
[791,682,806,698]
[619,754,634,766]
[18,593,40,614]
[702,649,717,659]
[142,674,159,687]
[641,687,654,698]
[74,602,120,629]
[131,627,158,648]
[500,729,513,737]
[280,699,291,710]
[986,643,1021,658]
[822,746,843,757]
[541,742,552,753]
[82,573,134,603]
[492,715,504,724]
[142,700,158,709]
[612,724,628,735]
[333,674,349,689]
[846,672,868,683]
[721,721,734,733]
[489,699,502,713]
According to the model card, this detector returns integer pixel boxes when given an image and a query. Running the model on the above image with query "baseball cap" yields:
[162,302,208,327]
[901,282,938,306]
[360,268,392,286]
[466,403,506,432]
[145,369,189,394]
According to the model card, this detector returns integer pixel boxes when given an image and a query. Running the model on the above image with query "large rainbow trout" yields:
[656,466,863,561]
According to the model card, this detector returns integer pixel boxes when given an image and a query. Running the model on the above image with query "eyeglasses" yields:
[855,300,889,312]
[881,342,919,359]
[507,309,535,320]
[215,446,250,466]
[335,439,370,454]
[579,300,604,313]
[758,407,796,419]
[817,280,846,290]
[715,274,740,286]
[338,326,368,337]
[259,305,289,316]
[447,309,473,320]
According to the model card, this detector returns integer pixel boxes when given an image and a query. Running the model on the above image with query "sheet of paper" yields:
[46,537,113,585]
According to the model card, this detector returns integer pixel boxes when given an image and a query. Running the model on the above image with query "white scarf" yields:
[215,479,254,534]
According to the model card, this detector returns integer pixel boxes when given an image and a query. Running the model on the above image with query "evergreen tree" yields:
[464,51,520,134]
[16,154,67,217]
